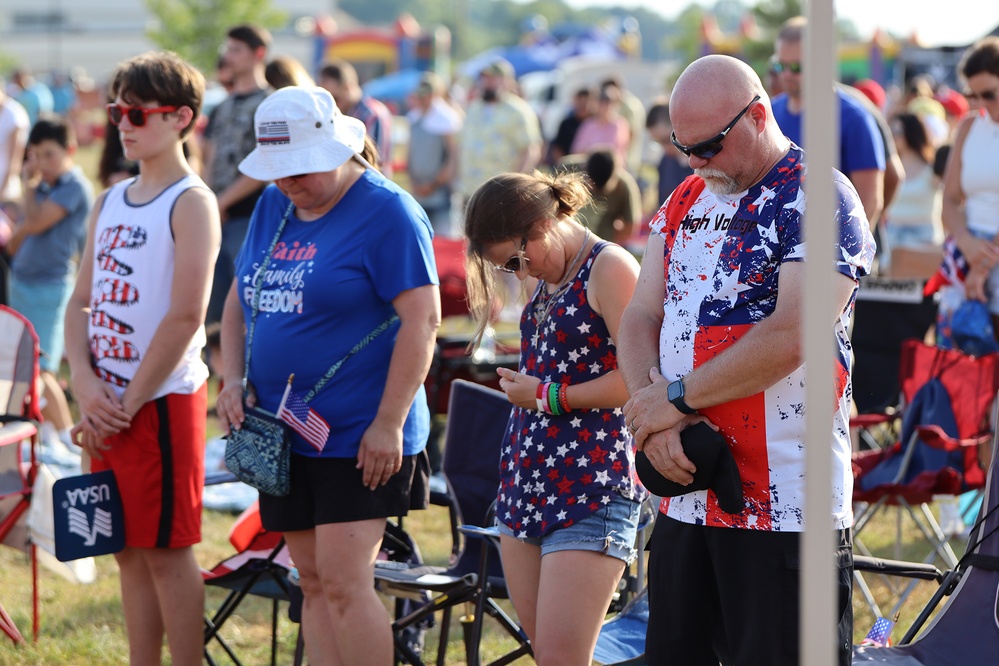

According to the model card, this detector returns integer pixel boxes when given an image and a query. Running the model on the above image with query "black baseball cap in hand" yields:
[636,421,744,514]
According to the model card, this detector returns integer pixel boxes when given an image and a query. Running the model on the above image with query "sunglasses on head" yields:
[495,237,528,273]
[965,88,998,102]
[671,95,761,159]
[106,103,179,127]
[771,61,802,75]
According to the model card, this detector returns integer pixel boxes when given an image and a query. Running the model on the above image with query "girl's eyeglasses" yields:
[106,103,178,127]
[495,238,528,273]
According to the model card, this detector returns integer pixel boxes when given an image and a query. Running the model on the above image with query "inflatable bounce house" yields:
[312,13,450,112]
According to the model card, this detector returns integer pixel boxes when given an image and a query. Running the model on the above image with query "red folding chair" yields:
[851,339,999,617]
[202,501,301,666]
[0,305,42,643]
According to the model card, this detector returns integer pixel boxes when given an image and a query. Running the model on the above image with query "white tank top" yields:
[961,112,999,236]
[88,174,209,398]
[889,162,942,235]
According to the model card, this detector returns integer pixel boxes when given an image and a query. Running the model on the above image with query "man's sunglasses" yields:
[771,61,803,75]
[965,88,998,102]
[106,104,178,127]
[495,237,528,273]
[670,95,761,159]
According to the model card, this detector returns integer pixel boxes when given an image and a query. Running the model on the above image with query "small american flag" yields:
[860,616,896,647]
[278,389,330,453]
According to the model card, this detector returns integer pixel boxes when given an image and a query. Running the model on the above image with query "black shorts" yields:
[259,451,430,532]
[645,516,853,666]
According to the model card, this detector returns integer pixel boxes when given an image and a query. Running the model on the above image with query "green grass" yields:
[0,501,531,665]
[0,492,965,664]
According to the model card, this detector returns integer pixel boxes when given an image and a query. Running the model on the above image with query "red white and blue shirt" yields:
[88,175,212,399]
[497,241,647,539]
[653,145,875,532]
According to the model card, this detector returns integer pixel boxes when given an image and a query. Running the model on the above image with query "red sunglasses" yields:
[106,103,178,127]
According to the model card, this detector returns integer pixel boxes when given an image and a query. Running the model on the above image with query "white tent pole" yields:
[802,0,838,664]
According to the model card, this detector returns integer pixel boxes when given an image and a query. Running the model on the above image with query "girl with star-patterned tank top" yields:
[464,170,646,665]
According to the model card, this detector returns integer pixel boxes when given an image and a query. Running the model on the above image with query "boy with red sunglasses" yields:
[64,51,220,666]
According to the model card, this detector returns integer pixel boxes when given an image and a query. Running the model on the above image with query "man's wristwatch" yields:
[667,378,696,415]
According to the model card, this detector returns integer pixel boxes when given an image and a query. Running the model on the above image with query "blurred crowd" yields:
[0,20,993,463]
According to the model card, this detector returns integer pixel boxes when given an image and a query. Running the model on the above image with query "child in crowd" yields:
[6,116,92,454]
[64,51,220,666]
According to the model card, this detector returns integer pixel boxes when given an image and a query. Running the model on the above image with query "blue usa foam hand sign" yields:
[52,470,125,561]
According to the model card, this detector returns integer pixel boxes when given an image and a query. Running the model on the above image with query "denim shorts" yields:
[496,493,642,564]
[884,223,941,251]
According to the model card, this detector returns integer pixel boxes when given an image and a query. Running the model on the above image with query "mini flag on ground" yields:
[277,376,330,452]
[860,615,896,647]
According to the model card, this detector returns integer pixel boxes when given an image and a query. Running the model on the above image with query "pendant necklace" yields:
[533,228,591,328]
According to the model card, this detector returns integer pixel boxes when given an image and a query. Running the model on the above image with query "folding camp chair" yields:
[593,587,649,666]
[851,339,999,616]
[0,305,42,644]
[202,501,302,666]
[204,501,438,665]
[852,403,999,664]
[374,379,532,666]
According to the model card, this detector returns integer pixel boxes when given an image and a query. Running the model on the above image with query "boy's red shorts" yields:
[91,385,207,548]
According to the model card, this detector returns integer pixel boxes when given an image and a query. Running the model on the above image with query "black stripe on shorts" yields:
[155,396,174,548]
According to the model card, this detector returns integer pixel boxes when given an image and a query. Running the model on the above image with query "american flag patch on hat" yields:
[257,121,290,145]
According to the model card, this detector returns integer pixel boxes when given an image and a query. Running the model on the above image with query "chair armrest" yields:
[459,525,501,539]
[915,425,992,452]
[853,554,943,582]
[850,412,898,429]
[0,419,38,448]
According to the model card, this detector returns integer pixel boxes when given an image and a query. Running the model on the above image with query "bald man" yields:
[618,55,875,665]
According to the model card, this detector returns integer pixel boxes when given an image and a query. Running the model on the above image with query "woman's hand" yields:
[357,418,404,490]
[215,379,254,436]
[964,263,992,303]
[496,367,541,410]
[955,231,999,272]
[69,373,131,438]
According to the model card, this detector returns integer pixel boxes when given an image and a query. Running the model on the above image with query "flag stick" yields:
[277,374,294,413]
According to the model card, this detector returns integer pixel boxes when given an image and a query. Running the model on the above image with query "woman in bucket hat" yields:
[216,86,440,665]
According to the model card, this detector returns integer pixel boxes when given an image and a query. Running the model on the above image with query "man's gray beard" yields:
[696,168,742,195]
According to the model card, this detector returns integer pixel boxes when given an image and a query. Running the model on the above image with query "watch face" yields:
[668,380,682,402]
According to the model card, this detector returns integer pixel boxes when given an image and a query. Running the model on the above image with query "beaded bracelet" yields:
[558,382,571,413]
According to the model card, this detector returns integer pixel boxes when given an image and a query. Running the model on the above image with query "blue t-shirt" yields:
[234,170,438,458]
[771,89,885,175]
[11,166,93,283]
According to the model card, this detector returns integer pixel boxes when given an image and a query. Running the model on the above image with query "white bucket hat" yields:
[238,86,367,181]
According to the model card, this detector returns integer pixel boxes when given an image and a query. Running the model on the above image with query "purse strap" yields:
[243,201,399,403]
[244,201,294,397]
